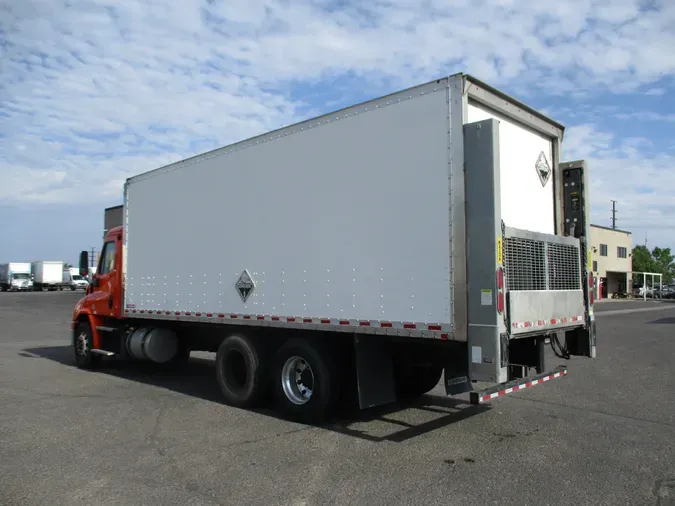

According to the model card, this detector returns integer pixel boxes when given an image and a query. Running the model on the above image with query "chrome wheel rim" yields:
[281,356,314,405]
[75,331,89,357]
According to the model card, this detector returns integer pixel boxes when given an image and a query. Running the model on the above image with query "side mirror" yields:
[79,251,89,277]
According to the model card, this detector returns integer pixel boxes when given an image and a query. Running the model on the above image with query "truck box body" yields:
[122,73,589,358]
[125,81,454,335]
[0,262,32,291]
[31,261,64,287]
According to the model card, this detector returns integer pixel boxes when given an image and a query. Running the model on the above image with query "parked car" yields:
[63,269,89,291]
[660,286,675,299]
[70,274,89,291]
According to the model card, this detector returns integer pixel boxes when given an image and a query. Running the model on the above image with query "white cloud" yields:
[563,123,675,244]
[1,0,675,249]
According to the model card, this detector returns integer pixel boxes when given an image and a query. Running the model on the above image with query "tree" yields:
[632,245,675,284]
[631,245,656,273]
[651,247,675,284]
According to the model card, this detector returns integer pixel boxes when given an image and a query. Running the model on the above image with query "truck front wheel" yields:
[73,322,101,370]
[273,338,339,424]
[215,334,267,409]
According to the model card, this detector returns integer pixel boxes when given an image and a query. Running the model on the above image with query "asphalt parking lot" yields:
[1,292,674,506]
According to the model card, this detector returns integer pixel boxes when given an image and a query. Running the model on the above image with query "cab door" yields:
[89,238,119,318]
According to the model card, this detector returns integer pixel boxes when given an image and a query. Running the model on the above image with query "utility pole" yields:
[611,199,617,229]
[89,247,98,268]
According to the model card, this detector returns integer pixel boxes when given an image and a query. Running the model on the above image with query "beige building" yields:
[589,224,632,299]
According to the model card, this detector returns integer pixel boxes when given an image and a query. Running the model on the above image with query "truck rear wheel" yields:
[273,338,339,424]
[215,334,267,409]
[73,321,101,370]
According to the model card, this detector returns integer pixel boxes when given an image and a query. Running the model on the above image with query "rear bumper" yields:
[509,290,586,336]
[470,365,567,404]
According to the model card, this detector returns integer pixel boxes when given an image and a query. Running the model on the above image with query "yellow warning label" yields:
[588,249,593,271]
[497,237,503,265]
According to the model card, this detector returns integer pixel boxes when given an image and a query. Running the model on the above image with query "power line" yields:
[89,247,98,269]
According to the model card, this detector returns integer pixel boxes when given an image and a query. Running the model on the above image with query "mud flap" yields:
[354,335,396,410]
[565,320,596,358]
[444,373,473,396]
[443,344,473,396]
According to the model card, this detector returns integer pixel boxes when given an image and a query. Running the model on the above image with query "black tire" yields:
[394,364,443,399]
[73,321,101,370]
[273,338,339,424]
[215,334,267,409]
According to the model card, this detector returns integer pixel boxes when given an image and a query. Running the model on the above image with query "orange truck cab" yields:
[72,226,125,367]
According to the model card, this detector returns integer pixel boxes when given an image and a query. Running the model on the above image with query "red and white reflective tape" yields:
[511,315,584,330]
[122,308,451,337]
[478,369,568,403]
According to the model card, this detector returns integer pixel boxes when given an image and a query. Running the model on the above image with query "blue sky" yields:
[1,0,674,265]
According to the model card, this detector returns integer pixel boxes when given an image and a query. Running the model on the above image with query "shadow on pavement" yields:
[326,396,489,443]
[21,344,489,443]
[647,317,675,324]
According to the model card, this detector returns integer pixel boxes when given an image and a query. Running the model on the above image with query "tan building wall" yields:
[589,224,632,298]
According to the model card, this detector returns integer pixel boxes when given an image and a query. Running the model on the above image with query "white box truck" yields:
[31,261,65,291]
[72,73,596,423]
[0,263,33,291]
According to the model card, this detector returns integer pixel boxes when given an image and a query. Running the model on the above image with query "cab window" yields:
[98,241,117,275]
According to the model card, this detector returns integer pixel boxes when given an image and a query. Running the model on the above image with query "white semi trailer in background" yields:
[0,263,33,291]
[31,261,65,291]
[73,73,596,423]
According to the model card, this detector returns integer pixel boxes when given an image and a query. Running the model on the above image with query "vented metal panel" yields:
[504,236,581,291]
[503,237,546,291]
[547,243,581,290]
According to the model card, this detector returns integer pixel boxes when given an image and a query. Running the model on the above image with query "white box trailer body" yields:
[125,81,455,333]
[31,261,64,290]
[0,263,32,291]
[121,73,595,387]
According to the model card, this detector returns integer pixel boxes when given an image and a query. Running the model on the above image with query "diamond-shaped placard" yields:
[235,269,255,302]
[535,151,552,187]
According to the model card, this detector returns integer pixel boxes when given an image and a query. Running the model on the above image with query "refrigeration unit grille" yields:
[547,243,582,290]
[503,236,581,291]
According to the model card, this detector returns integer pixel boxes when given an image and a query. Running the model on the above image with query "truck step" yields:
[90,349,115,357]
[469,366,568,404]
[95,326,117,332]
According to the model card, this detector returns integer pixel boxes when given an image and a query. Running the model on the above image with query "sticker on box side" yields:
[472,345,482,364]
